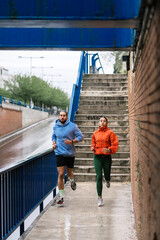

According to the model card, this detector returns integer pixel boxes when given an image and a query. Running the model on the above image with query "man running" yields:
[52,111,83,206]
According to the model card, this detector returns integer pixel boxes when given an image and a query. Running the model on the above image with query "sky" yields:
[0,50,114,97]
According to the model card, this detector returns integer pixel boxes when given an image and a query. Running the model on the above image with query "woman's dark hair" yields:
[99,116,108,123]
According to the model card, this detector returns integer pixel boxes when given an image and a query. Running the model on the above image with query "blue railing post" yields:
[92,53,98,73]
[0,95,2,106]
[84,52,88,73]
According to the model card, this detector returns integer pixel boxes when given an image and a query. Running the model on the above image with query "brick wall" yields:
[128,2,160,240]
[2,102,48,127]
[0,107,22,136]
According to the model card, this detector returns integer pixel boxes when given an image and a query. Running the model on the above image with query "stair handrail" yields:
[91,53,104,74]
[68,51,86,122]
[68,51,104,122]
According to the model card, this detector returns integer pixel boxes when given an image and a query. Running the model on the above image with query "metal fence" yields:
[2,97,48,112]
[0,149,58,240]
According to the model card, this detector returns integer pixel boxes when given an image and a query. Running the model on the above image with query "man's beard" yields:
[59,119,66,124]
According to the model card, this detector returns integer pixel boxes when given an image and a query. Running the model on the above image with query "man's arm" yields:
[64,124,83,145]
[52,127,57,149]
[52,141,56,150]
[73,124,84,142]
[64,138,78,145]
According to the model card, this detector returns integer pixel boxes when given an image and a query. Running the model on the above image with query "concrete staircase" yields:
[74,74,130,182]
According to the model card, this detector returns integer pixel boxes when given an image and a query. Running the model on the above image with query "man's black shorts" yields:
[56,155,75,168]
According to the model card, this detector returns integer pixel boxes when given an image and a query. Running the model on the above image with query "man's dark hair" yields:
[59,110,68,116]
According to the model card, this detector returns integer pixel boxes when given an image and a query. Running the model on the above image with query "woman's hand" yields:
[90,146,95,152]
[102,148,110,153]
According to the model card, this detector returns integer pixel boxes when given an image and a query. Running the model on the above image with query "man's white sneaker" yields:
[98,197,104,207]
[56,197,64,207]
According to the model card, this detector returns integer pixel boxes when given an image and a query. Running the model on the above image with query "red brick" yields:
[0,107,22,136]
[128,2,160,239]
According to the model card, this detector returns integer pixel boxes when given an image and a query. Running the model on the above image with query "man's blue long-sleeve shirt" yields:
[52,119,83,156]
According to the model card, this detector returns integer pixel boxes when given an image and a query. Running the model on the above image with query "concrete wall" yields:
[2,102,48,127]
[128,2,160,240]
[0,107,22,136]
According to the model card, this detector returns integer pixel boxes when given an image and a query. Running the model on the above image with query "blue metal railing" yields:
[1,97,48,112]
[91,53,104,74]
[68,51,86,122]
[68,51,104,122]
[0,149,58,240]
[0,95,2,106]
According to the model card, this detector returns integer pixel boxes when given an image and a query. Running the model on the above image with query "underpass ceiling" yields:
[0,0,142,50]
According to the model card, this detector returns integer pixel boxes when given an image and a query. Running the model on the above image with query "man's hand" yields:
[90,146,95,152]
[64,139,72,145]
[102,148,111,153]
[52,142,56,150]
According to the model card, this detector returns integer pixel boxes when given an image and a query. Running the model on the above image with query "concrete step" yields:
[79,100,128,106]
[75,151,130,159]
[82,81,128,87]
[75,114,129,121]
[81,91,128,96]
[75,120,129,127]
[79,126,129,132]
[74,73,130,183]
[83,73,128,81]
[81,131,129,138]
[77,109,128,114]
[74,165,130,174]
[75,145,130,152]
[74,173,130,182]
[81,86,128,91]
[74,158,130,166]
[78,138,130,145]
[80,96,128,101]
[78,104,128,111]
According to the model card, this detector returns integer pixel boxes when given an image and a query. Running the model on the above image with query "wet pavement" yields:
[0,116,57,170]
[21,182,137,240]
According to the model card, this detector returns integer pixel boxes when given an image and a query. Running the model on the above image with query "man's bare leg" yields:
[57,166,65,190]
[66,167,74,179]
[57,166,65,205]
[66,167,76,190]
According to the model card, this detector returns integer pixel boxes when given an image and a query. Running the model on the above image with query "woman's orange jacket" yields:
[90,126,119,155]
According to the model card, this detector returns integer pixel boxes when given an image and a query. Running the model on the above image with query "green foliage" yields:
[4,75,32,103]
[113,52,123,73]
[0,88,11,98]
[98,51,128,74]
[4,75,70,109]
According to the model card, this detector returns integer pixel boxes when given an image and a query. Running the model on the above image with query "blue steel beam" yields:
[0,28,134,50]
[0,0,141,28]
[0,0,141,19]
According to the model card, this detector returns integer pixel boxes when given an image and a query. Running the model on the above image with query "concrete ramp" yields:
[21,182,137,240]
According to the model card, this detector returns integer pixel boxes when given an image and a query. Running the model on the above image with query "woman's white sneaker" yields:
[98,197,104,207]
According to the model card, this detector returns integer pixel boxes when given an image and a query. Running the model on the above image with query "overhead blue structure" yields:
[0,0,141,50]
[0,28,135,50]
